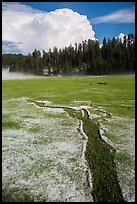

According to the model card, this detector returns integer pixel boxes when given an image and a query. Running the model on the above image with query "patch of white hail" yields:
[79,105,135,202]
[99,115,135,202]
[43,107,65,113]
[30,100,94,200]
[31,100,135,201]
[2,97,135,202]
[78,109,93,191]
[2,97,93,202]
[32,101,65,113]
[101,135,116,149]
[17,97,31,102]
[90,113,100,119]
[72,100,93,104]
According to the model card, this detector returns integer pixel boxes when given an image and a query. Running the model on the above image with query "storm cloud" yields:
[2,2,96,54]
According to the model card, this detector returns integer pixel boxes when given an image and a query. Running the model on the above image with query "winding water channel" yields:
[30,100,125,202]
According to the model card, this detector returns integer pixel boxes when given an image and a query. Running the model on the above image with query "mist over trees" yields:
[2,33,135,76]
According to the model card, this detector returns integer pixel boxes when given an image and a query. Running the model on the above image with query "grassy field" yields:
[2,75,135,202]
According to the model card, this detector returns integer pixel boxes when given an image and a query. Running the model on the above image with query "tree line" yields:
[2,33,135,76]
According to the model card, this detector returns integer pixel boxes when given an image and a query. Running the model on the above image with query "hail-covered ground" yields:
[2,97,93,202]
[2,97,135,202]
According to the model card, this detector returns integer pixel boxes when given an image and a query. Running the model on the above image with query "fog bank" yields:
[2,68,41,80]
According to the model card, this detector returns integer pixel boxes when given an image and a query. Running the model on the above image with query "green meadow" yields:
[2,75,135,202]
[3,75,135,117]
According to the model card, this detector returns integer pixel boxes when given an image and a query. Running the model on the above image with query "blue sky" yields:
[21,2,135,43]
[2,2,135,54]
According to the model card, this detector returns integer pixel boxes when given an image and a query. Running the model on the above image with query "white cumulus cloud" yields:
[115,33,128,43]
[2,2,96,54]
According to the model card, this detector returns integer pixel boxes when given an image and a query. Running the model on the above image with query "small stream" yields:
[29,100,125,202]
